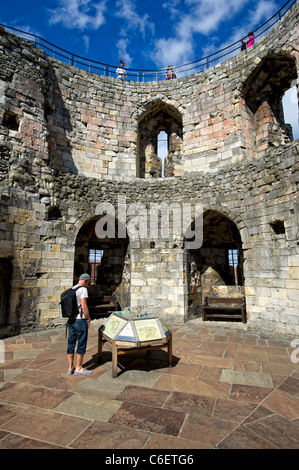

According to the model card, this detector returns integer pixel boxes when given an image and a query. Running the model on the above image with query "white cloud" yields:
[82,34,90,52]
[152,0,250,68]
[152,0,280,69]
[162,0,181,20]
[201,0,279,64]
[114,0,155,68]
[179,0,248,36]
[247,0,277,26]
[48,0,107,30]
[115,0,155,38]
[151,37,193,69]
[1,22,41,39]
[116,37,133,68]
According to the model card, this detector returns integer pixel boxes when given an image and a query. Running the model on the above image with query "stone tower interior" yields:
[0,2,298,340]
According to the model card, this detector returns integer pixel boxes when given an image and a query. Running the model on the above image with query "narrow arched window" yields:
[137,101,183,178]
[282,85,299,140]
[157,131,168,177]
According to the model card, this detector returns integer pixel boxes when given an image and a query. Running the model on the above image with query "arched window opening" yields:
[3,111,19,131]
[243,55,297,152]
[282,85,299,140]
[138,101,183,178]
[157,131,168,177]
[88,248,104,285]
[47,206,62,221]
[227,248,239,285]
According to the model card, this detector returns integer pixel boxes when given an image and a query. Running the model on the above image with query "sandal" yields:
[74,369,92,376]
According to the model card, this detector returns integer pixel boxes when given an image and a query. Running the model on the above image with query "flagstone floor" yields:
[0,319,298,449]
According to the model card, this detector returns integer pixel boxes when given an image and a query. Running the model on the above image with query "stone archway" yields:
[137,100,183,178]
[243,54,298,152]
[185,210,245,319]
[74,216,130,312]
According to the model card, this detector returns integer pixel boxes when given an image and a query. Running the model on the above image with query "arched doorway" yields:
[74,216,130,315]
[185,210,245,319]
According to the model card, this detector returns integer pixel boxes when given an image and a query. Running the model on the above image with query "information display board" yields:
[99,311,171,345]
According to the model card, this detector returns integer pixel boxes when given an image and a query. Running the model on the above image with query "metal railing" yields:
[0,0,296,82]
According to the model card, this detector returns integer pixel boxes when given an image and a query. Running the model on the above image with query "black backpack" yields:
[60,285,82,320]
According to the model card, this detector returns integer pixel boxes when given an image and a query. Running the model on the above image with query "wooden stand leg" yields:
[112,342,118,378]
[98,330,103,363]
[168,336,173,367]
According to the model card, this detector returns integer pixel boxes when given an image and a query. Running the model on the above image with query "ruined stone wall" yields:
[0,2,298,339]
[5,142,293,338]
[39,3,299,178]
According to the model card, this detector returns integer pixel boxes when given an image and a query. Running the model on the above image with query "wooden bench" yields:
[202,296,246,323]
[88,294,119,317]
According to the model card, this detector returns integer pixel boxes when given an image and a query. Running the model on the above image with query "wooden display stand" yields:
[98,329,173,378]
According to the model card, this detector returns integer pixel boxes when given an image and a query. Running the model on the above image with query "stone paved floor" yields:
[0,319,298,449]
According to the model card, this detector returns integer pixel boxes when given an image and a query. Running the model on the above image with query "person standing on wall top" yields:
[166,65,176,79]
[241,32,255,50]
[67,273,92,376]
[116,60,127,80]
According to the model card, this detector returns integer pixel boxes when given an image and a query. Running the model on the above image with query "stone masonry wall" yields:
[42,3,298,178]
[0,2,298,340]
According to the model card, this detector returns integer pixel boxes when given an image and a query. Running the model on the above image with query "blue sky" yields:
[0,0,293,69]
[0,0,298,138]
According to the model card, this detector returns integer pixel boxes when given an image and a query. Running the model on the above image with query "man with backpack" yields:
[66,273,92,376]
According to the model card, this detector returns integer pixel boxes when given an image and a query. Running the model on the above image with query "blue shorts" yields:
[67,319,88,355]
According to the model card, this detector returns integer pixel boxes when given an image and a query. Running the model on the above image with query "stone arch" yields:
[185,210,245,320]
[242,53,298,152]
[137,100,183,178]
[73,215,130,313]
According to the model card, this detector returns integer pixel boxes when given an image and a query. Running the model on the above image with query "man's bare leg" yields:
[75,354,84,372]
[67,354,75,374]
